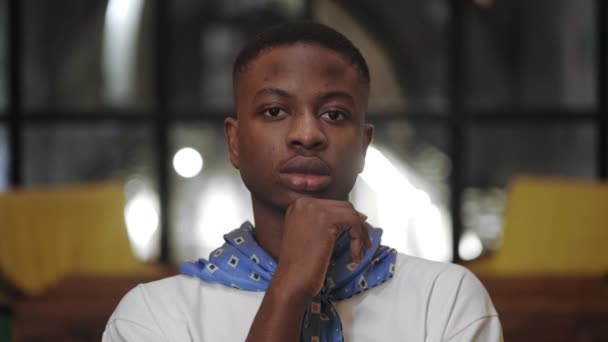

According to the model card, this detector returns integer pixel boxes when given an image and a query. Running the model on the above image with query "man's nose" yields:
[286,111,327,151]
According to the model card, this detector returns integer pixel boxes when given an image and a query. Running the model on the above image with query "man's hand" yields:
[247,197,370,342]
[274,197,372,298]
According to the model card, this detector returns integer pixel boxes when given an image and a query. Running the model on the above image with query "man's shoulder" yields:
[109,275,200,318]
[137,274,203,294]
[393,252,496,313]
[112,274,264,318]
[104,274,265,340]
[389,252,500,338]
[394,252,471,283]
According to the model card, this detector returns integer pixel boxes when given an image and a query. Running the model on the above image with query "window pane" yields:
[360,119,452,261]
[23,0,156,112]
[24,123,155,186]
[172,1,308,114]
[461,122,595,259]
[170,122,252,263]
[0,125,8,192]
[369,119,450,204]
[465,0,595,110]
[0,0,7,111]
[314,0,448,113]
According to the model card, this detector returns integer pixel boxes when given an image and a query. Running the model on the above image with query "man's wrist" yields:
[266,269,313,308]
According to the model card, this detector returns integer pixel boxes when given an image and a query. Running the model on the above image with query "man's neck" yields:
[250,196,285,261]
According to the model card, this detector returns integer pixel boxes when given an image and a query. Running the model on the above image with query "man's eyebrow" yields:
[253,88,293,101]
[318,91,355,104]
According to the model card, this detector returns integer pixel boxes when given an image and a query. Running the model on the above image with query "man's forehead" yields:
[235,43,365,87]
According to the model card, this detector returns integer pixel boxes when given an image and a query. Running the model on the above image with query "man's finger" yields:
[328,208,370,262]
[363,225,372,249]
[358,211,368,221]
[350,239,363,263]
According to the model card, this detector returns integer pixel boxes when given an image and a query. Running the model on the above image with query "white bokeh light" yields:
[459,231,483,261]
[173,147,204,178]
[103,0,145,106]
[195,175,253,257]
[355,145,452,262]
[124,179,159,261]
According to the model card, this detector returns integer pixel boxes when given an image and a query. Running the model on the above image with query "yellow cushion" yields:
[465,177,608,275]
[0,183,143,295]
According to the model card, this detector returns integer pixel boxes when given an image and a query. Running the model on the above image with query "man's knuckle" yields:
[317,209,328,221]
[328,226,341,239]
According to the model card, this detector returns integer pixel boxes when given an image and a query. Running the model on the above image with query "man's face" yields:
[225,43,373,210]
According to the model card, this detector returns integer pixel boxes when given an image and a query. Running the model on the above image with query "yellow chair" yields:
[465,176,608,275]
[0,182,148,296]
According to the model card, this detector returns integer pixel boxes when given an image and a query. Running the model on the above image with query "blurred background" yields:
[0,0,607,341]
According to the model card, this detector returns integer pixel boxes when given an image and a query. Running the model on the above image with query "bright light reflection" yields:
[124,180,159,261]
[102,0,145,106]
[196,176,252,257]
[357,145,451,262]
[173,147,204,178]
[459,231,483,261]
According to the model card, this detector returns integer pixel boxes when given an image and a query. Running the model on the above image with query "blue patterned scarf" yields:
[180,221,397,342]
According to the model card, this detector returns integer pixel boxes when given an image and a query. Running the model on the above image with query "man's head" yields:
[232,22,370,92]
[225,22,373,210]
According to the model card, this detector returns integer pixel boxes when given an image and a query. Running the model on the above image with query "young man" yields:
[104,22,502,341]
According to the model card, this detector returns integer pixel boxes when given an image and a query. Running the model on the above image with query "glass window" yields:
[358,120,452,261]
[461,122,595,259]
[466,123,595,187]
[23,122,156,186]
[0,125,8,192]
[0,0,7,111]
[170,122,252,263]
[314,0,448,113]
[23,0,156,112]
[171,0,308,113]
[465,0,595,110]
[370,120,450,203]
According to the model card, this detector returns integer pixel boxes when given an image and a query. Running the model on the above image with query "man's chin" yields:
[250,189,349,212]
[283,189,347,204]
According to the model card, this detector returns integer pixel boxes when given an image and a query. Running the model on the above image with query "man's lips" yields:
[278,156,332,192]
[279,156,331,175]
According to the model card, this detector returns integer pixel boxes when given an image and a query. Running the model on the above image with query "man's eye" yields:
[263,107,285,118]
[321,110,346,121]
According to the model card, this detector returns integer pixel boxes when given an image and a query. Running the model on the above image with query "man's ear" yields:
[358,123,374,173]
[224,116,240,169]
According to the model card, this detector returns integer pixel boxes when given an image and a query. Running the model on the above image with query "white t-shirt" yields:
[103,253,502,341]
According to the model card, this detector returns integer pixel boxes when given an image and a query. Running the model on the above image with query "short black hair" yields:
[233,21,370,84]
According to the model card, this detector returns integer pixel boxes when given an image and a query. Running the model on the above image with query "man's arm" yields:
[245,269,310,342]
[246,198,370,342]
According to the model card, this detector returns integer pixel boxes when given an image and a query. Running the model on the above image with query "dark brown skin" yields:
[224,43,373,342]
